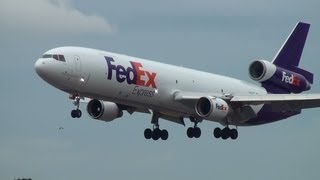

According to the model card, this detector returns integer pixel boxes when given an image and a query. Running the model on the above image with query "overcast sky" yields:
[1,0,320,179]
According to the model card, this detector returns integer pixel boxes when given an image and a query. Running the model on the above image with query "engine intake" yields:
[249,60,276,82]
[87,99,122,122]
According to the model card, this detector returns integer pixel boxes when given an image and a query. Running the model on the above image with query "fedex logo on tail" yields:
[105,56,157,89]
[282,71,300,87]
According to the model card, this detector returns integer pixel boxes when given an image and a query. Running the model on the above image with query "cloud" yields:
[0,0,114,34]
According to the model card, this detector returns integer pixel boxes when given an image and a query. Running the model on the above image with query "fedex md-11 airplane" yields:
[35,22,320,141]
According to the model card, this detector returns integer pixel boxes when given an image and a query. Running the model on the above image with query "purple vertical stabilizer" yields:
[271,22,313,84]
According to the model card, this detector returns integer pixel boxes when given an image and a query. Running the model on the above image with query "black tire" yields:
[76,109,82,118]
[187,127,194,138]
[230,129,238,140]
[152,128,161,140]
[161,129,169,140]
[194,127,201,138]
[144,128,153,139]
[213,127,221,138]
[221,128,230,140]
[71,110,77,118]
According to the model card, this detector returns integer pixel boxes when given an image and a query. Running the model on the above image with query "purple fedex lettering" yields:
[105,56,157,88]
[116,65,126,82]
[106,56,136,84]
[106,56,116,80]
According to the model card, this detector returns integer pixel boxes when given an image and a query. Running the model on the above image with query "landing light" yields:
[80,78,85,82]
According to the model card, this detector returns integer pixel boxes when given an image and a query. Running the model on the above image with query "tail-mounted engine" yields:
[87,99,123,122]
[195,97,230,122]
[249,60,311,93]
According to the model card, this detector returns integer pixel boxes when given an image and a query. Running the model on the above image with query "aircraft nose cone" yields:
[35,59,44,76]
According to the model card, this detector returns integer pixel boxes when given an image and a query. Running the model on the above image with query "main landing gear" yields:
[144,127,168,141]
[70,94,82,118]
[144,111,168,141]
[213,127,238,140]
[187,117,201,138]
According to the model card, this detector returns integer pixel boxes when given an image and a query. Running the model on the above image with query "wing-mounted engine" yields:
[249,60,311,93]
[195,97,230,122]
[87,99,123,122]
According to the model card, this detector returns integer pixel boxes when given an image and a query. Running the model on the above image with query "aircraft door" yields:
[66,55,90,90]
[74,55,82,72]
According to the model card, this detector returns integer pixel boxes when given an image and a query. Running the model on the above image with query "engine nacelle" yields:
[249,60,277,82]
[195,97,230,122]
[249,60,311,93]
[87,99,122,122]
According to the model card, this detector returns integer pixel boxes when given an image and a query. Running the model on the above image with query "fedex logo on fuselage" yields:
[105,56,157,89]
[281,71,300,87]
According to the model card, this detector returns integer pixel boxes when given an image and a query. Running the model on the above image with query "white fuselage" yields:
[35,46,266,124]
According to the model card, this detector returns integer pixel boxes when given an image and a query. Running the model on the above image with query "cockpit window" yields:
[58,55,65,62]
[53,54,59,60]
[42,54,52,58]
[42,54,66,62]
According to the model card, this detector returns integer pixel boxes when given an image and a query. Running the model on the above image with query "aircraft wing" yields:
[174,91,320,112]
[174,91,225,101]
[230,93,320,112]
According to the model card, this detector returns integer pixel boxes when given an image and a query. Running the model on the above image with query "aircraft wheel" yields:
[144,128,153,139]
[71,110,77,118]
[187,127,194,138]
[71,109,82,118]
[194,127,201,138]
[230,129,238,140]
[161,129,169,140]
[152,128,161,140]
[76,109,82,118]
[213,127,221,138]
[71,110,76,118]
[221,128,230,140]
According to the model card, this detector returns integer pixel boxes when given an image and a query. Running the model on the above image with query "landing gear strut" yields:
[187,117,201,138]
[70,94,82,118]
[213,127,238,140]
[144,111,168,141]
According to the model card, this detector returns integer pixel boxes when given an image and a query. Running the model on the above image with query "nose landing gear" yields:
[70,94,82,118]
